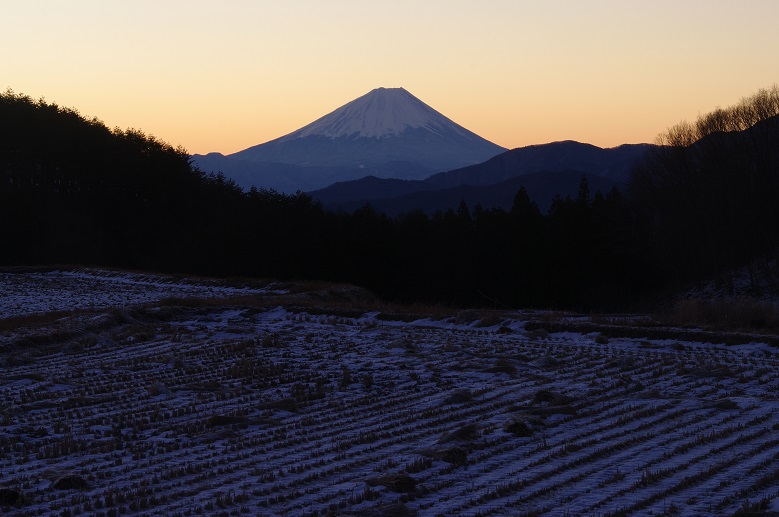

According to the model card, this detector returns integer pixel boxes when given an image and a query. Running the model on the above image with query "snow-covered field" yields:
[2,270,779,516]
[0,268,280,319]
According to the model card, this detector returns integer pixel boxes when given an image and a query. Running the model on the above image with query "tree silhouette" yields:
[629,85,779,291]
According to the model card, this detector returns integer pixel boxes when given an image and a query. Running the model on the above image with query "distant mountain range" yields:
[192,87,506,193]
[310,141,654,214]
[192,87,654,213]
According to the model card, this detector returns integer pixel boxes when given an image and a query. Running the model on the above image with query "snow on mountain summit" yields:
[291,87,470,140]
[193,87,507,192]
[224,87,505,171]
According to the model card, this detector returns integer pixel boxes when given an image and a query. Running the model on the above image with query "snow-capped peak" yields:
[288,87,470,140]
[221,87,507,177]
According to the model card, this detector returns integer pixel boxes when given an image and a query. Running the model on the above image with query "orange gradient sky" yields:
[4,0,778,155]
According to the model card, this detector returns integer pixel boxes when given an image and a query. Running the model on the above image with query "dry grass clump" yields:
[422,446,469,466]
[52,475,89,491]
[0,310,82,332]
[532,389,574,406]
[504,419,534,438]
[1,353,35,367]
[386,337,417,352]
[712,398,740,410]
[205,415,249,427]
[525,328,549,340]
[350,502,418,517]
[442,389,473,405]
[367,473,418,493]
[440,423,479,443]
[668,298,779,330]
[533,390,571,404]
[0,487,23,507]
[259,397,299,413]
[522,392,577,416]
[474,314,506,328]
[404,456,433,474]
[484,358,517,375]
[147,381,171,396]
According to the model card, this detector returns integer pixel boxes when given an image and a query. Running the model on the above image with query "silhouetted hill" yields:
[629,92,779,290]
[0,90,251,272]
[323,170,619,215]
[311,140,652,213]
[426,141,652,188]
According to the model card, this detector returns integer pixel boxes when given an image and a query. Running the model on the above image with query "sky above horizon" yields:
[4,0,778,155]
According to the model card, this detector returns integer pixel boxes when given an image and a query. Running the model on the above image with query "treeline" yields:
[2,87,777,309]
[629,85,779,292]
[312,183,654,308]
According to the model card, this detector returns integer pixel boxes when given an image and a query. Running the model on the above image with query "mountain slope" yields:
[424,140,652,189]
[310,140,653,212]
[257,87,475,140]
[322,170,621,216]
[192,87,506,192]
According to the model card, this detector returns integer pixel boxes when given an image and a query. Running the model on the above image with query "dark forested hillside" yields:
[0,90,245,273]
[2,87,777,309]
[309,140,652,214]
[629,85,779,292]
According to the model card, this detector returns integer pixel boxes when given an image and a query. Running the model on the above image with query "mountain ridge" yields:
[309,140,654,212]
[318,170,621,216]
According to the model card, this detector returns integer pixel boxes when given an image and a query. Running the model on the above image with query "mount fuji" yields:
[192,87,506,193]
